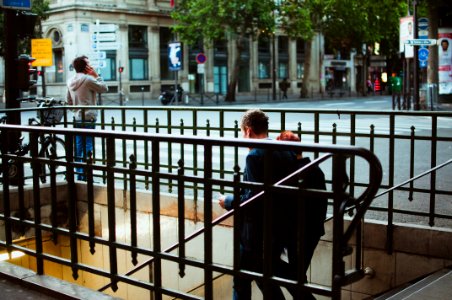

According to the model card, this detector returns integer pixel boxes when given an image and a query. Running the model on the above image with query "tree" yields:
[279,0,410,96]
[322,0,407,57]
[278,0,330,97]
[171,0,276,101]
[0,0,50,56]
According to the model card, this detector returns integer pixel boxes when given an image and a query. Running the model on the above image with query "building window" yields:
[296,39,305,79]
[258,36,271,79]
[129,56,148,80]
[213,39,228,94]
[129,26,148,48]
[101,51,117,81]
[160,27,177,80]
[238,37,250,92]
[278,36,289,79]
[129,25,148,81]
[54,49,64,83]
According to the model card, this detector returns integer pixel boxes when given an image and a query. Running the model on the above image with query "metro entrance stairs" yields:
[0,261,119,300]
[1,261,451,299]
[374,266,452,300]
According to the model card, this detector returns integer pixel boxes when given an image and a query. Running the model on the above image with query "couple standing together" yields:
[218,109,327,300]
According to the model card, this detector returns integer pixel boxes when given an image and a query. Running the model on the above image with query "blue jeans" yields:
[74,121,95,181]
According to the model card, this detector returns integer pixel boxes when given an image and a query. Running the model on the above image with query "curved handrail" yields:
[329,158,452,222]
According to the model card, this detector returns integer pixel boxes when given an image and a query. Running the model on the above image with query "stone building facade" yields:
[36,0,332,101]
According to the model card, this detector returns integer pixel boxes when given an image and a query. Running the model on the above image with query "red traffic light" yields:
[16,54,37,91]
[118,67,124,73]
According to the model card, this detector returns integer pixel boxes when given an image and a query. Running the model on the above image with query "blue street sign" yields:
[418,48,429,61]
[419,60,427,68]
[1,0,32,10]
[418,17,428,31]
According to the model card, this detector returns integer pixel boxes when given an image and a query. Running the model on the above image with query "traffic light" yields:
[16,11,38,38]
[16,54,37,91]
[118,66,124,73]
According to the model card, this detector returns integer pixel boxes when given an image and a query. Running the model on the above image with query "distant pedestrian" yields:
[279,78,289,100]
[390,73,402,110]
[366,79,373,94]
[67,55,108,181]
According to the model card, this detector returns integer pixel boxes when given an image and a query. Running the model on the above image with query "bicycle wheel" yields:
[39,136,66,183]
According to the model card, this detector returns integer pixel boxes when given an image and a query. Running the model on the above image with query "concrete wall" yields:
[1,184,452,299]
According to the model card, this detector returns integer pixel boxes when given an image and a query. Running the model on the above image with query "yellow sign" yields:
[31,39,53,67]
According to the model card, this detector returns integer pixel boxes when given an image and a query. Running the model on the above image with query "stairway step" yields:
[376,267,452,300]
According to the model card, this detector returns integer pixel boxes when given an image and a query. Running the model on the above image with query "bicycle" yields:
[0,115,30,185]
[18,96,67,183]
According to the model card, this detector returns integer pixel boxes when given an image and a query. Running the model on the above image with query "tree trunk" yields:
[225,36,244,102]
[427,1,438,85]
[301,38,313,98]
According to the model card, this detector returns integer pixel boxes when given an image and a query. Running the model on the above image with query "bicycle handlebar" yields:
[17,96,67,106]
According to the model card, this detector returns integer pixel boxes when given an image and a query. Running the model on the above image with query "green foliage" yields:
[278,0,329,40]
[171,0,276,46]
[321,0,407,56]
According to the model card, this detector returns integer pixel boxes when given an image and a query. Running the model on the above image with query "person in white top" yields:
[67,55,108,181]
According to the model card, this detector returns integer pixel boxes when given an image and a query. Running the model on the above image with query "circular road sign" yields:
[196,53,207,64]
[418,48,429,61]
[418,17,428,31]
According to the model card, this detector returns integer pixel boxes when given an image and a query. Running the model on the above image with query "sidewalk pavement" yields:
[1,92,452,111]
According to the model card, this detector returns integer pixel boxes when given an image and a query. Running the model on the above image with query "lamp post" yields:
[272,32,277,101]
[362,43,367,96]
[413,0,420,110]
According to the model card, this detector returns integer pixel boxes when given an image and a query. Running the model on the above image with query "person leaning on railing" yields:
[66,55,108,181]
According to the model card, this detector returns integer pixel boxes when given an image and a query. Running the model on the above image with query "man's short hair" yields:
[72,55,88,73]
[240,109,269,135]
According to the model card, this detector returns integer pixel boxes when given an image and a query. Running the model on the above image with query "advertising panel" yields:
[438,28,452,95]
[168,42,182,71]
[400,16,414,58]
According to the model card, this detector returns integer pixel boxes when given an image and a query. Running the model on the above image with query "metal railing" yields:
[2,105,452,247]
[1,123,382,299]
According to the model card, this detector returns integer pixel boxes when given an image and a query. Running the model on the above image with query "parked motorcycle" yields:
[159,85,184,105]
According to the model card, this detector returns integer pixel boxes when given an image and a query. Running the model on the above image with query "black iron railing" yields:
[1,123,382,299]
[3,105,450,226]
[2,106,452,252]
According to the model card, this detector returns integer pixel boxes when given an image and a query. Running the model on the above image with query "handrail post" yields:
[331,153,348,299]
[106,137,118,291]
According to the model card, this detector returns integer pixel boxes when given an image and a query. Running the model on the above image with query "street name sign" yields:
[91,60,107,69]
[91,42,120,50]
[91,33,117,42]
[405,39,436,46]
[0,0,31,10]
[93,24,118,33]
[90,51,107,59]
